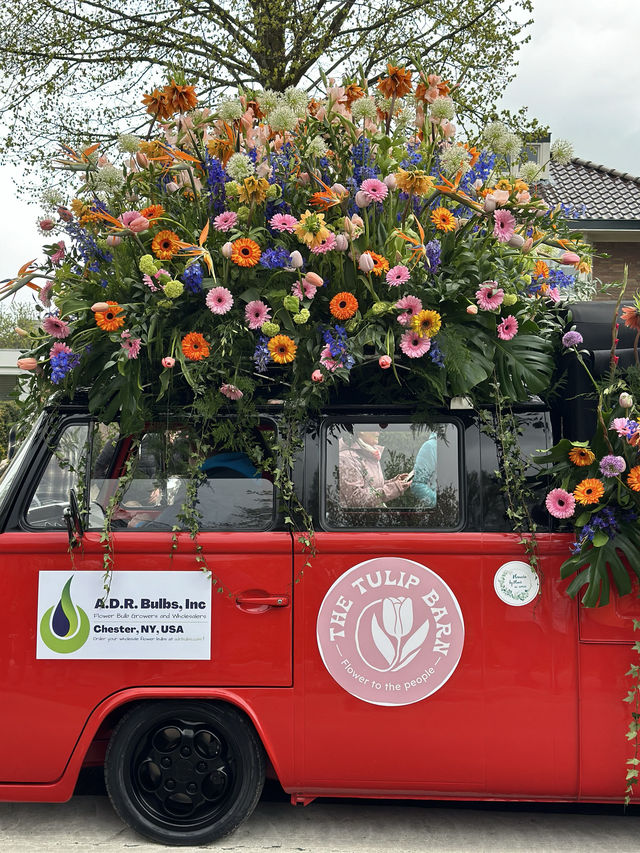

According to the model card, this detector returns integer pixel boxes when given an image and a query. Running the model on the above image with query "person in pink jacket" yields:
[338,426,413,508]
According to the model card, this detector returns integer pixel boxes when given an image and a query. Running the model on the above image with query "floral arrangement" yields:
[540,302,640,607]
[5,68,590,437]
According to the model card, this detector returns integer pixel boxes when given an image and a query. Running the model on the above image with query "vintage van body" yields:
[0,303,636,845]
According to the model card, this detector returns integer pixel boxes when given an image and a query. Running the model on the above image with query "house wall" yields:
[588,232,640,298]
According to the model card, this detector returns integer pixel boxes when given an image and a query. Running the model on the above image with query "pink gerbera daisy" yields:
[206,286,234,315]
[291,280,317,300]
[39,281,53,307]
[493,209,517,242]
[220,383,243,400]
[400,330,432,358]
[143,273,160,292]
[386,265,411,287]
[545,488,575,519]
[497,315,519,341]
[311,232,337,254]
[42,315,70,339]
[269,213,298,233]
[50,341,72,358]
[213,211,238,232]
[51,241,66,266]
[611,417,632,438]
[360,178,388,203]
[476,283,504,311]
[245,300,271,329]
[396,295,423,326]
[120,331,141,359]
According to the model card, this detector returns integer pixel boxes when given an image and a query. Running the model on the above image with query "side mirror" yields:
[64,488,84,548]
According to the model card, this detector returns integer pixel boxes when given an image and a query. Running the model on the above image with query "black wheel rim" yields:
[126,714,241,831]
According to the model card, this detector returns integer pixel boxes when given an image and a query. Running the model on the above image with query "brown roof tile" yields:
[540,159,640,222]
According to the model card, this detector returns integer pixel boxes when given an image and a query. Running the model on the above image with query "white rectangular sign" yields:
[37,571,211,660]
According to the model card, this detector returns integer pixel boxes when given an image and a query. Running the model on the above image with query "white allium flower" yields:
[225,153,255,181]
[307,135,328,158]
[351,97,378,123]
[551,138,574,165]
[439,144,471,176]
[268,104,298,132]
[92,165,124,192]
[519,160,542,183]
[217,98,244,122]
[495,132,522,160]
[256,89,280,115]
[482,120,508,151]
[394,104,416,131]
[117,133,141,153]
[283,86,309,117]
[40,188,65,209]
[429,96,455,121]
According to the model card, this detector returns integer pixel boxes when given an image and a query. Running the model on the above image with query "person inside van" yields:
[338,425,413,508]
[410,434,437,508]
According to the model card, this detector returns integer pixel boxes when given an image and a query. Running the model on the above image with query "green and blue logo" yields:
[39,575,90,654]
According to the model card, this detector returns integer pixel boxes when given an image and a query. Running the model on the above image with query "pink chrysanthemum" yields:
[386,265,411,287]
[311,232,337,254]
[360,178,388,203]
[50,341,72,358]
[399,330,431,358]
[213,211,238,232]
[497,315,519,341]
[493,209,517,242]
[476,283,504,311]
[245,299,271,330]
[206,286,234,315]
[42,315,70,339]
[545,488,575,519]
[120,331,141,359]
[220,383,243,400]
[396,295,423,326]
[269,213,298,233]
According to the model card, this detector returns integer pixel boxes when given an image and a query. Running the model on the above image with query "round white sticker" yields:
[493,560,539,606]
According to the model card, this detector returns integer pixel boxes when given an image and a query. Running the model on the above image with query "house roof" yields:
[541,158,640,226]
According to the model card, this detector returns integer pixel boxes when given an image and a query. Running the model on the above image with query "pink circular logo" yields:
[316,557,464,706]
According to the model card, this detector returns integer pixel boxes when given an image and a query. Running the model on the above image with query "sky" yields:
[0,0,638,295]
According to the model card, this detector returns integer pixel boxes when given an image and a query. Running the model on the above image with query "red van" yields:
[0,305,636,845]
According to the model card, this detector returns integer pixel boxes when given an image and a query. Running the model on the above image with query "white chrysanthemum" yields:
[482,120,508,151]
[256,89,280,115]
[283,86,309,117]
[268,104,298,132]
[40,188,65,209]
[551,138,574,165]
[225,153,255,181]
[307,135,328,158]
[118,133,141,153]
[439,144,471,177]
[495,132,522,160]
[351,97,378,123]
[217,98,244,122]
[519,160,542,183]
[429,96,455,121]
[92,165,124,192]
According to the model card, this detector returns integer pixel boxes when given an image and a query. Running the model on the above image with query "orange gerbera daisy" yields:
[573,478,605,505]
[377,64,413,99]
[330,292,359,320]
[268,334,297,364]
[621,305,640,332]
[430,207,456,232]
[95,301,125,332]
[568,446,595,466]
[369,251,390,277]
[151,229,181,260]
[231,238,261,267]
[533,260,549,280]
[627,466,640,492]
[411,309,442,339]
[181,332,210,361]
[139,204,164,221]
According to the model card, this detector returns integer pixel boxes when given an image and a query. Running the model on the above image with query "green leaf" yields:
[591,530,609,547]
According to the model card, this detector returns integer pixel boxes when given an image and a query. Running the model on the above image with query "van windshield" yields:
[0,415,42,511]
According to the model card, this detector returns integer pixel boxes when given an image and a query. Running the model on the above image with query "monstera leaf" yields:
[493,333,555,400]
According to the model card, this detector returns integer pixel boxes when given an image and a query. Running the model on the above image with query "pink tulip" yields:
[493,189,510,206]
[17,358,37,370]
[483,195,497,213]
[466,304,478,315]
[379,355,392,369]
[162,356,176,368]
[221,242,234,259]
[128,216,150,233]
[358,253,375,273]
[516,190,531,204]
[289,250,303,269]
[136,151,149,168]
[522,237,534,254]
[165,181,180,193]
[561,251,580,265]
[106,235,121,248]
[355,190,371,208]
[303,272,324,288]
[311,369,324,383]
[384,174,397,189]
[335,234,349,251]
[39,218,55,232]
[91,302,110,312]
[331,183,348,196]
[508,234,525,248]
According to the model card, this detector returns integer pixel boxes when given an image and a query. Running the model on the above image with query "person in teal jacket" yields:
[410,434,437,507]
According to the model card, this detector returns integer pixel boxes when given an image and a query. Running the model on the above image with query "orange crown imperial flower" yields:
[142,88,173,121]
[377,64,413,99]
[95,301,125,332]
[164,80,198,115]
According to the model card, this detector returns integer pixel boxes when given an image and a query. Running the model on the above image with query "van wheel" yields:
[104,701,265,846]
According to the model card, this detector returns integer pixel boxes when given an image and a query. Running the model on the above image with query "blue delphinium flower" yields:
[253,336,271,371]
[181,262,204,293]
[429,339,445,368]
[424,240,441,274]
[260,247,291,269]
[204,154,227,214]
[50,350,80,384]
[323,326,355,370]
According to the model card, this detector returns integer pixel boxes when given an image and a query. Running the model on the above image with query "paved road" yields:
[2,783,640,853]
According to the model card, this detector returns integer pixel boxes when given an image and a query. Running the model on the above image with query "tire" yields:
[104,701,265,846]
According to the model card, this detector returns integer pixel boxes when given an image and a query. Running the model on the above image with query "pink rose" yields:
[379,355,392,369]
[162,356,175,368]
[311,369,324,383]
[39,218,55,232]
[516,190,531,204]
[466,304,478,315]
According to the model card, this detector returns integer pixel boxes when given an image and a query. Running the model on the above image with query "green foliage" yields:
[0,303,38,348]
[0,401,20,458]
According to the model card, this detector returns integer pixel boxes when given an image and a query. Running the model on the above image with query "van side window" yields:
[323,422,460,529]
[26,423,90,529]
[89,425,275,532]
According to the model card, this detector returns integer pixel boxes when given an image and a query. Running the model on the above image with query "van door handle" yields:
[235,593,290,610]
